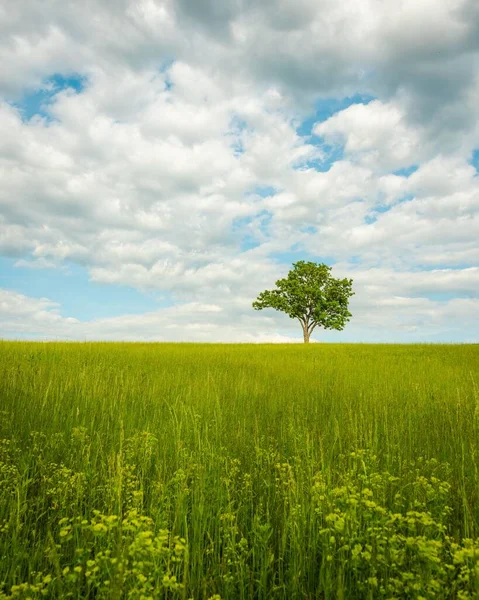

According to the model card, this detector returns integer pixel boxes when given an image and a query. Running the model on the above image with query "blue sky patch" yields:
[416,263,472,271]
[231,215,254,231]
[364,194,415,224]
[297,94,375,137]
[0,258,165,320]
[393,165,418,177]
[231,215,258,251]
[228,116,250,156]
[300,225,317,234]
[257,209,273,235]
[295,141,344,172]
[295,97,373,172]
[239,235,261,252]
[349,256,362,265]
[159,59,175,90]
[12,73,86,121]
[471,149,479,173]
[251,185,277,198]
[232,210,273,251]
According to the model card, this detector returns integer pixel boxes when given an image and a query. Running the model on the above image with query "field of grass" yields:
[0,341,478,599]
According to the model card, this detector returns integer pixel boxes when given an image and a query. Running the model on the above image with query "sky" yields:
[0,0,478,343]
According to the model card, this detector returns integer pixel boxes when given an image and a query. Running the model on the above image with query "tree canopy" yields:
[252,261,354,343]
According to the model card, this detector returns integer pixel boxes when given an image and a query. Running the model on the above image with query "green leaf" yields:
[252,261,354,339]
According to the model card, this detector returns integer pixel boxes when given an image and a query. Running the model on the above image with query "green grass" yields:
[0,341,478,598]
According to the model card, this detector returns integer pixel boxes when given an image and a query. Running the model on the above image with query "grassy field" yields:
[0,341,478,599]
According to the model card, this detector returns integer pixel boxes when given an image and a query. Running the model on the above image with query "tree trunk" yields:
[303,327,310,344]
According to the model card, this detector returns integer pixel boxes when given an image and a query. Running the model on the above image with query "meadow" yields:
[0,341,478,599]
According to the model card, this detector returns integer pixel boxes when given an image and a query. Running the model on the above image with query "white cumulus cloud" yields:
[0,0,478,341]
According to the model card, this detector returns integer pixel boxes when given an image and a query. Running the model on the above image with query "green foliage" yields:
[311,450,479,598]
[252,261,354,341]
[0,511,188,599]
[0,342,478,598]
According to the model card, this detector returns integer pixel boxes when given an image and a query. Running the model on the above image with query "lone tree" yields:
[252,261,354,343]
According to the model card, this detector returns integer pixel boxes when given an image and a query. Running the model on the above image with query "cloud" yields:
[314,101,423,173]
[0,0,478,341]
[2,270,477,342]
[0,288,291,342]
